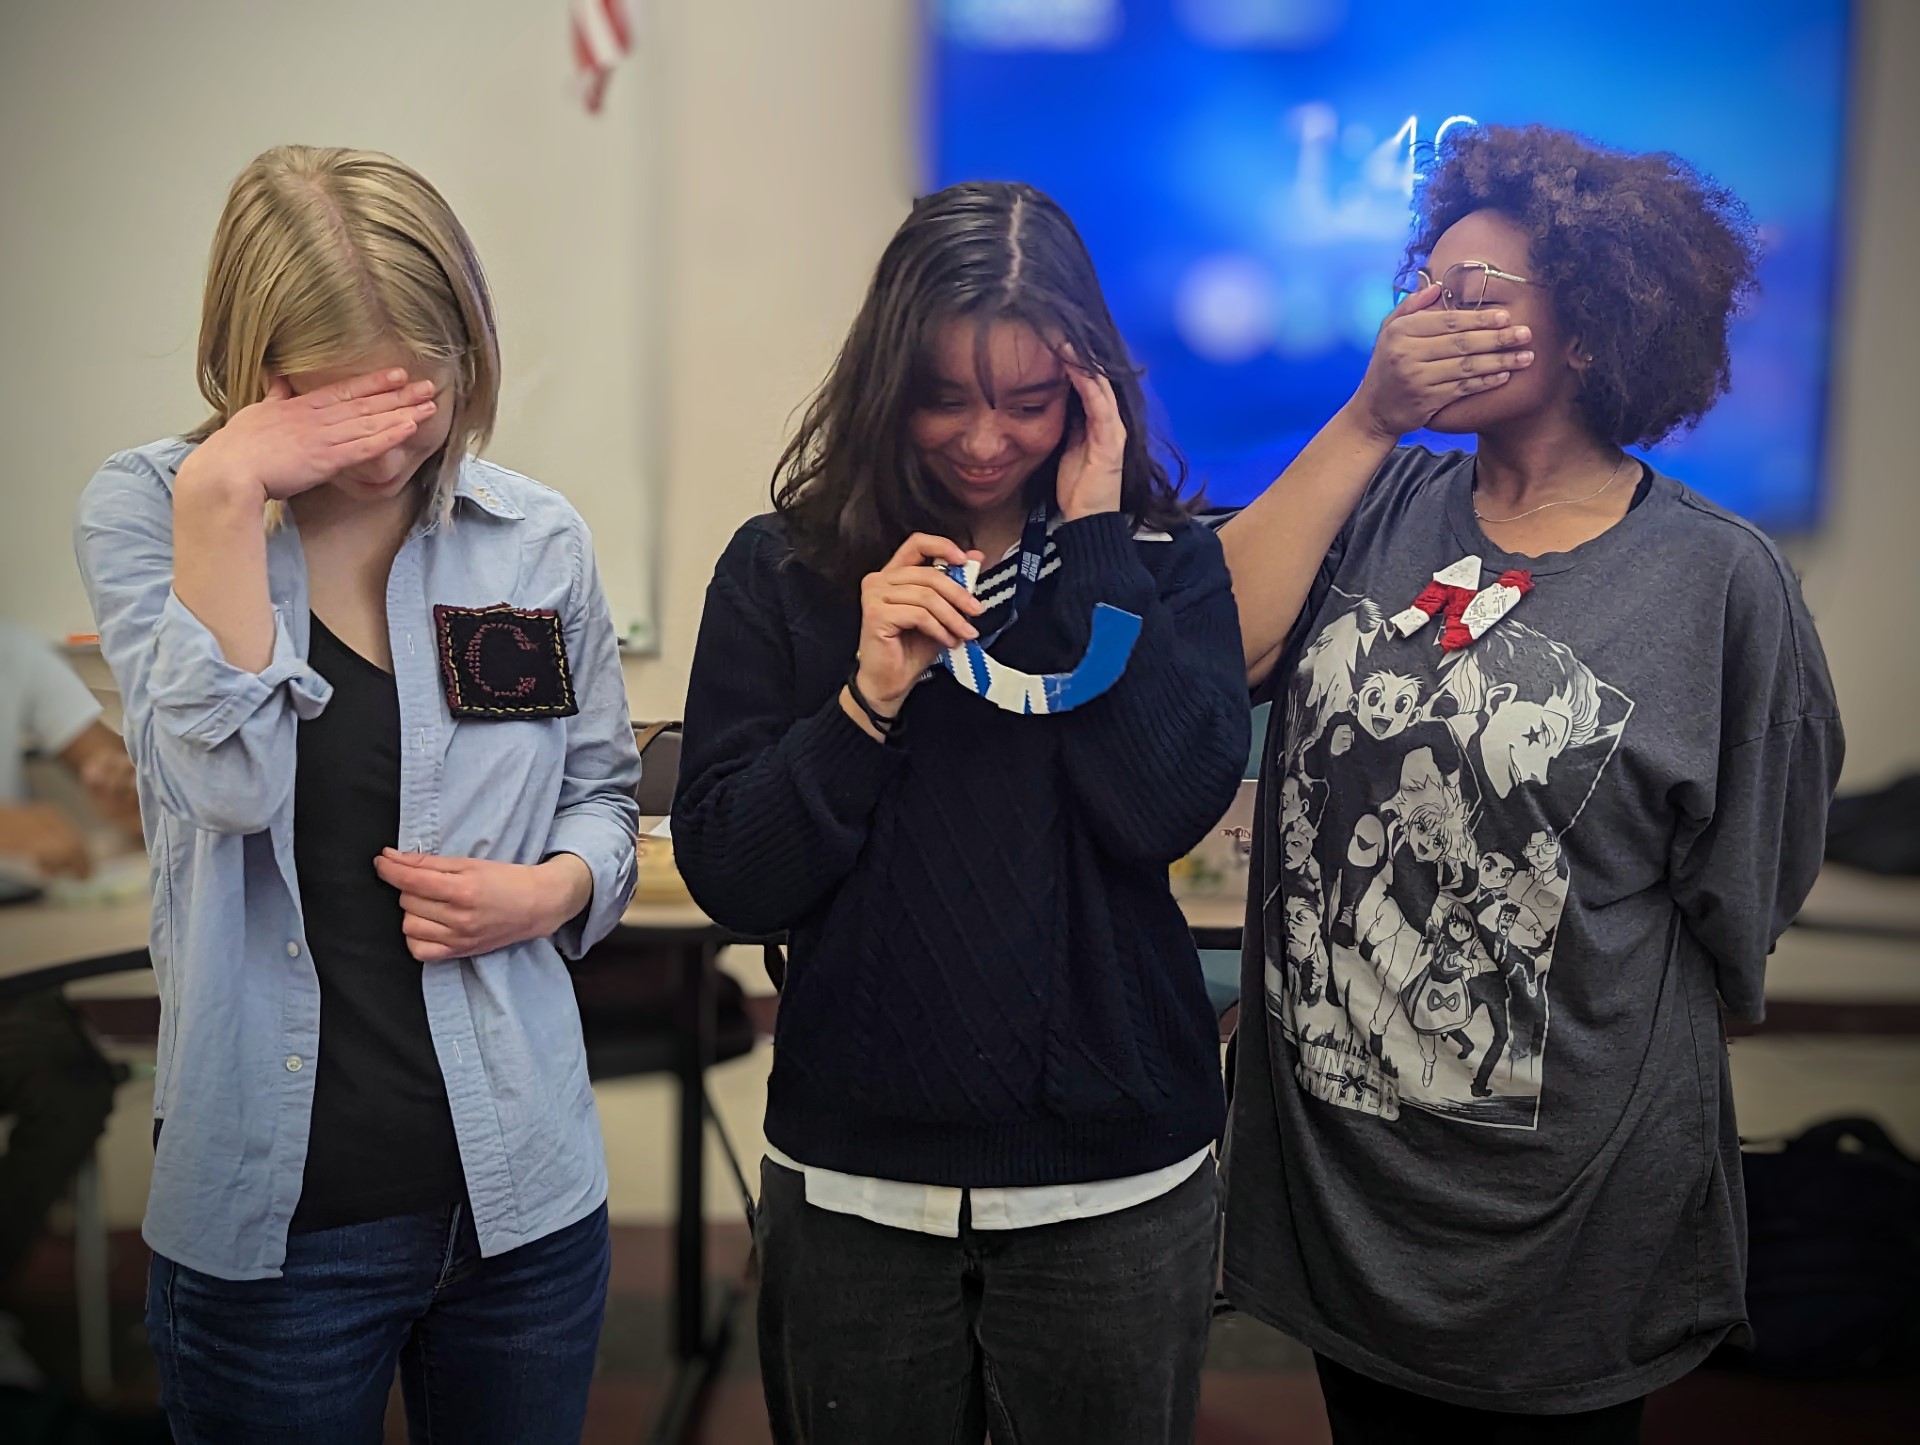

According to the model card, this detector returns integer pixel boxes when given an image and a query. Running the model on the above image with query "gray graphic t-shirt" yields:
[1222,448,1843,1412]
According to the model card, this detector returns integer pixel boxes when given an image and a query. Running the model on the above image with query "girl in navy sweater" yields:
[673,182,1249,1443]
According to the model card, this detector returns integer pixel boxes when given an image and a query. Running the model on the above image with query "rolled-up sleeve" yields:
[75,456,332,836]
[542,521,641,958]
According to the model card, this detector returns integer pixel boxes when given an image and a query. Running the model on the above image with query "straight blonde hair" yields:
[189,145,501,526]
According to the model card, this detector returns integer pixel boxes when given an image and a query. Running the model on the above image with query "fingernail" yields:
[388,369,406,382]
[1491,312,1509,326]
[1518,351,1535,364]
[1515,326,1532,342]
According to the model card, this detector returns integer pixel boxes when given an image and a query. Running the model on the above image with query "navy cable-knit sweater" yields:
[672,509,1249,1187]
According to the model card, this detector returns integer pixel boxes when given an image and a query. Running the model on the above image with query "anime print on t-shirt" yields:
[1264,584,1632,1129]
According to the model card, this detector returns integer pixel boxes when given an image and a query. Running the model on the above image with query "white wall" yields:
[0,0,655,639]
[617,0,917,718]
[1790,0,1920,788]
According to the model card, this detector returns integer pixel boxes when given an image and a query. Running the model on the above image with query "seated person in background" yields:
[0,620,137,1388]
[0,621,140,880]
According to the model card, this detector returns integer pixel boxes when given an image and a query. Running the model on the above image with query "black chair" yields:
[630,720,682,815]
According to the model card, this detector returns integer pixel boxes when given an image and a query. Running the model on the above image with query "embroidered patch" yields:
[432,604,578,719]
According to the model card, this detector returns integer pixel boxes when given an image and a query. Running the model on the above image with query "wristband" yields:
[845,668,902,736]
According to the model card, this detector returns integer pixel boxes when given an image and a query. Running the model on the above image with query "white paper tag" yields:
[1460,582,1522,639]
[1432,555,1483,590]
[1388,605,1434,638]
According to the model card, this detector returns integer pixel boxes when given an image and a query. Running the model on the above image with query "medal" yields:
[934,506,1142,714]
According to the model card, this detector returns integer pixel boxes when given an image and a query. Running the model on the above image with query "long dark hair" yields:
[773,181,1192,586]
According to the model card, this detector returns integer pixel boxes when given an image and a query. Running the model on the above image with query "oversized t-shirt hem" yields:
[1222,1271,1739,1414]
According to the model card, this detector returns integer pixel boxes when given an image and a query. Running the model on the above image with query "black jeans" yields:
[0,991,118,1298]
[757,1155,1219,1444]
[1315,1356,1645,1444]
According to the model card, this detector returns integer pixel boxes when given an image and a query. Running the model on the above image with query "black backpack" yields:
[1723,1117,1920,1378]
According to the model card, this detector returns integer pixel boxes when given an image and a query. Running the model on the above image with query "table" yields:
[8,859,1907,1013]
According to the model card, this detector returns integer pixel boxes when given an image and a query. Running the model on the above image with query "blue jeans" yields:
[146,1200,610,1444]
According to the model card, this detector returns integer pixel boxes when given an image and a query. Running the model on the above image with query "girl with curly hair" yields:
[1220,124,1843,1437]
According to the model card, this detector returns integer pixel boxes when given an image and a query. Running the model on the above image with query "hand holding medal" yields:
[844,533,986,738]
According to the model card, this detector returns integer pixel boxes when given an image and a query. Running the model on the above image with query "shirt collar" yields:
[452,465,525,520]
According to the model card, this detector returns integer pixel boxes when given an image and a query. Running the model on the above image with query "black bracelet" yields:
[845,668,902,735]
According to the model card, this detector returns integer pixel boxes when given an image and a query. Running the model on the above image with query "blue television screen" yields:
[927,0,1853,529]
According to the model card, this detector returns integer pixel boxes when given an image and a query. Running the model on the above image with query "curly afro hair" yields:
[1406,124,1761,448]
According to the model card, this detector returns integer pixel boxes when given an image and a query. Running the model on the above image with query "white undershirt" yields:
[763,1146,1213,1238]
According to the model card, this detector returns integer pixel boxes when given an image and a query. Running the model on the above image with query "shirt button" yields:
[285,1056,303,1072]
[285,941,300,957]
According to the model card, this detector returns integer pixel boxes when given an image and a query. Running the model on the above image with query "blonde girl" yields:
[75,146,639,1445]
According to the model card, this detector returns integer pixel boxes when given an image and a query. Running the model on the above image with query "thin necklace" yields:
[1474,453,1630,524]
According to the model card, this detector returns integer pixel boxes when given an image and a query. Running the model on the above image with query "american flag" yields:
[572,0,641,113]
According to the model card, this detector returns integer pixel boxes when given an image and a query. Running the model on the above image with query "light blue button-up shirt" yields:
[74,438,641,1281]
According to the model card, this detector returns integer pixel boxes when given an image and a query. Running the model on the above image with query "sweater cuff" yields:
[1050,512,1155,611]
[792,687,911,816]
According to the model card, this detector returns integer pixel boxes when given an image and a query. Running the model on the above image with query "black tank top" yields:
[289,615,463,1232]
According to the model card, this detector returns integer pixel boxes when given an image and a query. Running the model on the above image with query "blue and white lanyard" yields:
[935,504,1142,715]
